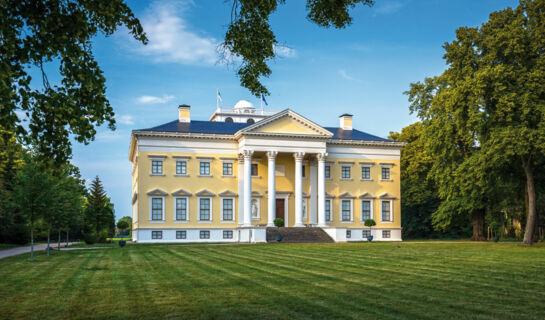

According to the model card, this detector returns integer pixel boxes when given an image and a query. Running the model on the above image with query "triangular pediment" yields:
[219,190,238,197]
[196,189,216,197]
[238,109,333,137]
[172,189,192,197]
[339,192,356,199]
[379,192,397,199]
[147,188,167,196]
[359,192,376,199]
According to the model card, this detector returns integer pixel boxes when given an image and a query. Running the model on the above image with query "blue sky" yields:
[69,0,518,220]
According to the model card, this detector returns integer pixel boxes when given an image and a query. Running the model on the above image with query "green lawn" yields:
[1,242,544,319]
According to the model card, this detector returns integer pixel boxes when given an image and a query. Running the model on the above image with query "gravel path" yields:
[0,242,78,259]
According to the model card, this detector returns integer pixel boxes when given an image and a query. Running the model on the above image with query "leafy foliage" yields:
[84,176,115,244]
[363,219,376,227]
[0,0,147,163]
[223,0,373,96]
[274,217,284,227]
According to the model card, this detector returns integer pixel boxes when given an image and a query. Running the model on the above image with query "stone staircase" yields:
[266,227,334,243]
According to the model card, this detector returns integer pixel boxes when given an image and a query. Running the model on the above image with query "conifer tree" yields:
[84,176,114,243]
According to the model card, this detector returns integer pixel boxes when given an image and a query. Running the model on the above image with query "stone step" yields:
[266,227,334,243]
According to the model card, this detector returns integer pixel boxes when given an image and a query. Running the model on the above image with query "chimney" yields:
[339,113,353,130]
[178,104,190,123]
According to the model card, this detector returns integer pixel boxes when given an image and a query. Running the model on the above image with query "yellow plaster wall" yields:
[258,118,317,135]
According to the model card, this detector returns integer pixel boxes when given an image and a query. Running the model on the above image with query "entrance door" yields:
[276,199,285,226]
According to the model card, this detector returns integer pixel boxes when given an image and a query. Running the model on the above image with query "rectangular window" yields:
[223,230,233,239]
[222,162,233,176]
[176,231,186,239]
[362,230,371,238]
[382,167,390,180]
[200,162,210,175]
[200,230,210,239]
[341,166,351,179]
[381,201,391,222]
[341,200,351,222]
[199,198,211,221]
[151,231,162,239]
[302,165,306,178]
[251,163,258,176]
[151,198,163,221]
[175,198,187,221]
[346,230,351,239]
[176,161,187,175]
[222,198,234,221]
[383,230,391,238]
[361,200,371,221]
[361,167,370,180]
[151,160,163,174]
[325,199,332,222]
[325,165,331,179]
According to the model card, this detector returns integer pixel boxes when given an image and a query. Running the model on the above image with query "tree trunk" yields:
[471,209,486,241]
[30,227,34,262]
[57,230,61,250]
[522,158,537,245]
[66,230,69,247]
[47,228,51,256]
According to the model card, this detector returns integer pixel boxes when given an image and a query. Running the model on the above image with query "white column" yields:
[317,152,327,227]
[309,158,318,225]
[293,152,305,227]
[243,150,253,227]
[237,153,244,226]
[267,151,278,227]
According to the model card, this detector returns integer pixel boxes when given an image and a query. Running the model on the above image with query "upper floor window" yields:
[302,165,306,178]
[200,162,211,176]
[199,198,211,221]
[381,200,392,222]
[341,166,351,179]
[251,163,258,176]
[341,199,352,222]
[361,167,370,180]
[325,165,331,179]
[223,162,233,176]
[152,160,163,174]
[176,161,187,175]
[151,198,163,221]
[325,199,332,222]
[382,167,390,180]
[175,198,188,221]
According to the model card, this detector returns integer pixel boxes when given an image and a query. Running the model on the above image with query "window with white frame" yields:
[325,165,331,179]
[222,198,234,221]
[223,230,233,239]
[381,200,392,222]
[362,230,371,238]
[382,167,390,180]
[176,160,187,175]
[175,198,188,221]
[199,161,211,176]
[200,230,210,239]
[176,230,186,239]
[222,162,233,176]
[341,166,351,179]
[151,197,163,221]
[382,230,391,238]
[151,231,162,239]
[251,198,260,219]
[199,198,211,221]
[325,199,332,222]
[151,160,163,174]
[341,199,352,222]
[361,200,372,221]
[361,167,370,180]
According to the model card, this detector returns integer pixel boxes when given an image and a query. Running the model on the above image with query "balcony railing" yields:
[213,107,279,116]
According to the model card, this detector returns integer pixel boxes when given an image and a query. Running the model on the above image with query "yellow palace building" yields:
[129,100,405,243]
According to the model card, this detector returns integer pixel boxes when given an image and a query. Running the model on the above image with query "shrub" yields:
[84,233,96,245]
[274,218,284,227]
[364,219,376,227]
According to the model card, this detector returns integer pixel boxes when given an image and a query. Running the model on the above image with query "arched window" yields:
[247,118,255,124]
[225,117,233,123]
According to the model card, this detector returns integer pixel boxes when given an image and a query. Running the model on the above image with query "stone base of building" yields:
[133,227,401,243]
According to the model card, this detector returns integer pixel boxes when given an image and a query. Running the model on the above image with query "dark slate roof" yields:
[137,120,392,142]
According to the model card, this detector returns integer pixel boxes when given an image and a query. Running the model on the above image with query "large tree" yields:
[84,176,114,243]
[407,0,545,244]
[0,0,146,163]
[223,0,373,96]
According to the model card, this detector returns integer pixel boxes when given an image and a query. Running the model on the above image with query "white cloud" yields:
[137,94,175,104]
[116,114,134,125]
[274,45,296,58]
[137,0,219,65]
[338,69,362,83]
[374,1,404,15]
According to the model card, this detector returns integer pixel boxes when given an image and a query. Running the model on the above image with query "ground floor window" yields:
[382,230,391,238]
[341,199,352,222]
[199,198,211,221]
[362,230,371,238]
[152,231,162,239]
[361,200,372,221]
[381,200,392,222]
[200,230,210,239]
[175,197,188,221]
[325,199,332,222]
[223,230,233,239]
[222,198,234,221]
[151,197,163,221]
[346,230,351,238]
[176,231,186,239]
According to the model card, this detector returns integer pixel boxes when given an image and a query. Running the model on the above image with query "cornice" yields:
[327,139,406,148]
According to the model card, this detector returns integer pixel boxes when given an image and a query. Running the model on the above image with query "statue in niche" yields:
[251,198,259,218]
